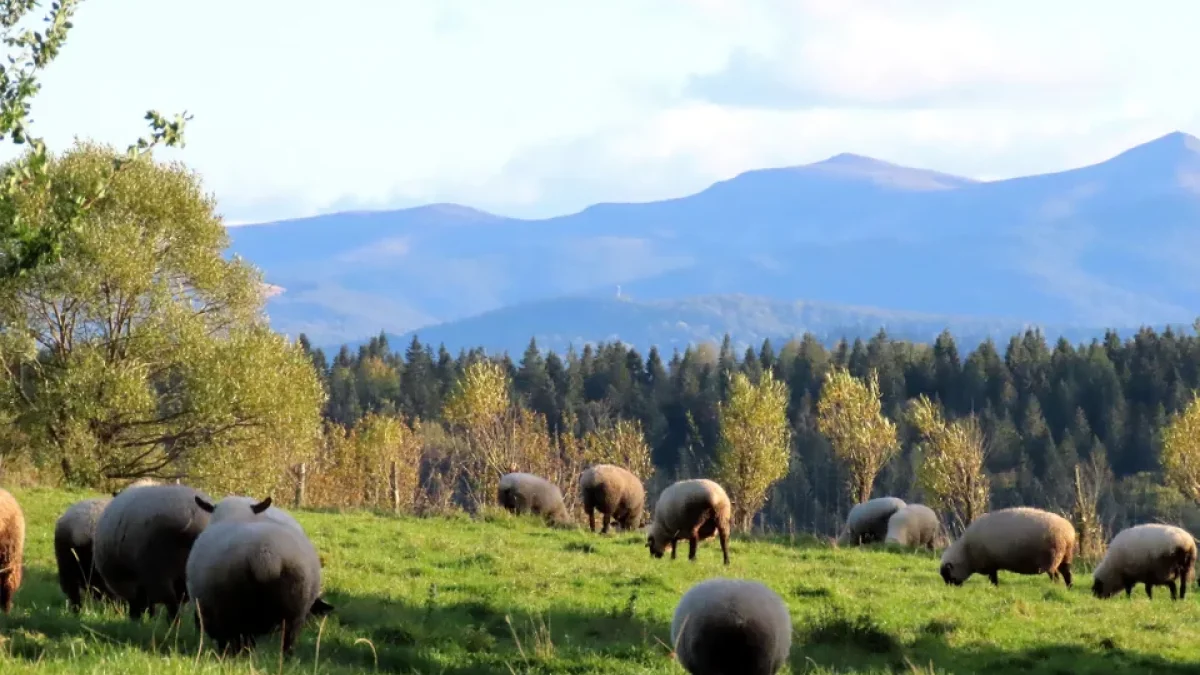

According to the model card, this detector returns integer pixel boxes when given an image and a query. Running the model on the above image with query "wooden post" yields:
[390,461,400,513]
[294,463,307,508]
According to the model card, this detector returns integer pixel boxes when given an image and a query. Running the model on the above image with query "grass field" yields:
[2,488,1200,674]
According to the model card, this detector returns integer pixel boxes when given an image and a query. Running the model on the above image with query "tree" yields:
[908,395,990,533]
[816,368,899,504]
[1160,393,1200,503]
[714,370,792,530]
[0,142,325,494]
[0,0,190,278]
[582,418,654,483]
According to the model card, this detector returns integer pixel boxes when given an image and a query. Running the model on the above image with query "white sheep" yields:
[1092,523,1197,601]
[497,472,571,525]
[671,578,792,675]
[187,496,325,653]
[646,479,732,565]
[579,464,645,534]
[93,483,213,621]
[939,507,1076,587]
[838,497,906,546]
[884,504,943,549]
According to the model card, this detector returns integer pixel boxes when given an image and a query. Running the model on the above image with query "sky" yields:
[11,0,1200,224]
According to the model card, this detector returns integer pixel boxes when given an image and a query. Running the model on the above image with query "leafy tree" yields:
[1160,393,1200,503]
[582,418,654,483]
[908,395,990,533]
[0,142,324,493]
[816,368,899,504]
[0,0,190,278]
[715,370,792,530]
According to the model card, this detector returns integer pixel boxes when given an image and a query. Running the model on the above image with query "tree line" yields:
[301,325,1200,539]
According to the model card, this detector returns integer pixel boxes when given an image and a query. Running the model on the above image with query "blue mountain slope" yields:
[228,132,1200,347]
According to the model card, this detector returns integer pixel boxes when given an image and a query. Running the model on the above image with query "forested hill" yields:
[302,323,1200,534]
[234,131,1200,347]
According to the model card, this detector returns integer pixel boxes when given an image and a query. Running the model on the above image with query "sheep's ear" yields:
[251,497,273,514]
[195,496,215,513]
[311,597,334,615]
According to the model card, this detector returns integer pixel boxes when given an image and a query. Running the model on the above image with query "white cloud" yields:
[0,0,1196,223]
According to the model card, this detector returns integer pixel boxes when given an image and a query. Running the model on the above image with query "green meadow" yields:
[1,487,1199,674]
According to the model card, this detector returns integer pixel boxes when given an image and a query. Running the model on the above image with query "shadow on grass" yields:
[795,606,1200,675]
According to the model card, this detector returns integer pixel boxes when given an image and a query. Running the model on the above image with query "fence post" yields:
[294,463,306,508]
[390,461,400,513]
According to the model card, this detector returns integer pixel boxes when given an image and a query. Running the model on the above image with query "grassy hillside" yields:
[3,487,1200,674]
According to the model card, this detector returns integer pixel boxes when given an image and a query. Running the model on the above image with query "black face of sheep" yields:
[647,535,665,559]
[940,563,962,586]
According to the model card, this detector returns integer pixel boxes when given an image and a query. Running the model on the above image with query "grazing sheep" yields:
[884,504,943,550]
[193,495,333,617]
[939,507,1077,587]
[57,479,161,611]
[0,488,25,613]
[187,496,326,653]
[646,479,732,565]
[497,472,571,525]
[671,578,791,675]
[54,498,114,611]
[1092,524,1197,601]
[93,483,213,621]
[579,464,645,534]
[838,497,906,546]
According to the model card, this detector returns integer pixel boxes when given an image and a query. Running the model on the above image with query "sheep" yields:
[193,495,333,617]
[884,504,943,550]
[671,578,791,675]
[579,464,645,534]
[939,507,1076,587]
[838,497,906,546]
[93,483,213,621]
[56,478,161,611]
[497,472,571,525]
[0,487,24,613]
[1091,523,1197,601]
[646,478,732,565]
[187,496,326,653]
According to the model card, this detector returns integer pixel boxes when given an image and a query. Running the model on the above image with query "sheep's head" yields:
[646,525,670,558]
[196,495,273,524]
[1091,565,1119,598]
[939,542,969,585]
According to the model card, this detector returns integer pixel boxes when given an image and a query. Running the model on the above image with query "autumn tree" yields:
[0,0,190,278]
[0,142,325,494]
[907,395,990,533]
[1160,393,1200,503]
[582,417,654,483]
[817,368,898,504]
[715,370,792,530]
[305,414,423,511]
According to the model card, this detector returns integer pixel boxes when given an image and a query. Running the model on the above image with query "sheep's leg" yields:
[687,536,699,561]
[1058,562,1072,588]
[164,599,181,625]
[1145,584,1154,600]
[1181,569,1189,600]
[587,507,596,532]
[1168,580,1178,600]
[281,616,302,655]
[129,588,149,621]
[1124,584,1134,598]
[601,512,611,535]
[987,570,999,586]
[0,576,11,614]
[669,540,677,560]
[718,525,730,566]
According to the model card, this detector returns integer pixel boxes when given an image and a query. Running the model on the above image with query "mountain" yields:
[228,132,1200,347]
[356,294,1138,357]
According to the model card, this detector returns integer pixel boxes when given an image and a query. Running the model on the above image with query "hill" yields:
[368,293,1125,357]
[6,487,1200,674]
[228,132,1200,347]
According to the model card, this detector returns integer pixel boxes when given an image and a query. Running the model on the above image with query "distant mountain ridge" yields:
[228,132,1200,348]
